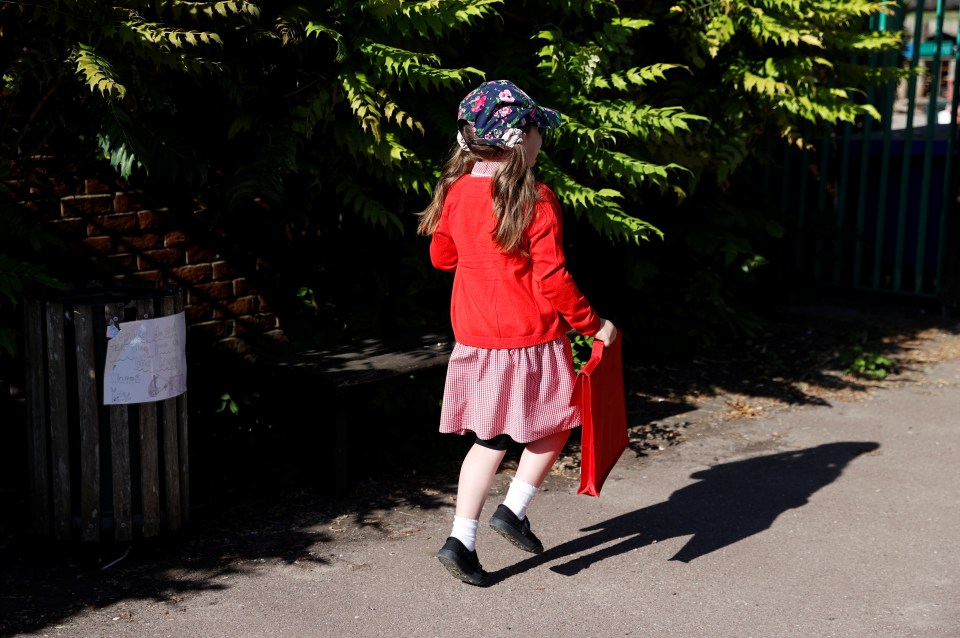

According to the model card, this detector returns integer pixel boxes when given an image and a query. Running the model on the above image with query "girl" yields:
[417,80,617,586]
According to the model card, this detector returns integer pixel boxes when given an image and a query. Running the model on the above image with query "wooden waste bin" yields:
[23,287,189,541]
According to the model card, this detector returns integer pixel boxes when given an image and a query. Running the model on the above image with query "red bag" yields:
[571,332,628,496]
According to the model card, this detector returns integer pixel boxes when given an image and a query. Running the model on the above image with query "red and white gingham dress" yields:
[438,336,581,444]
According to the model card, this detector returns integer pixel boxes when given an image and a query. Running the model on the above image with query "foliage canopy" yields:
[0,0,905,355]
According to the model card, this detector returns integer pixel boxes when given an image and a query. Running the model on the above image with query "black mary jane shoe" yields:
[436,537,489,586]
[489,504,544,554]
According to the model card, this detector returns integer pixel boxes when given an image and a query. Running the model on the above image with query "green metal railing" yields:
[787,1,960,297]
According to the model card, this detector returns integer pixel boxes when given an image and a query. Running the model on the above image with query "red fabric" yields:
[430,174,601,349]
[438,337,580,443]
[572,332,628,496]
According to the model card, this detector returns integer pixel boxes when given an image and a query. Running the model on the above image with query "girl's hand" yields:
[595,318,618,344]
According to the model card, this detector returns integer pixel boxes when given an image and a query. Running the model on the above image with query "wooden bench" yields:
[263,332,453,494]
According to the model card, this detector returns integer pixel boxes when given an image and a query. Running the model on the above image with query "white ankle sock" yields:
[502,477,538,521]
[451,516,479,552]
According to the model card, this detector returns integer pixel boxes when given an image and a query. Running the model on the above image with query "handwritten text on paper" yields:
[103,312,187,405]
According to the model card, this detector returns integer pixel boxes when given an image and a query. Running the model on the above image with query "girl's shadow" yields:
[491,441,879,583]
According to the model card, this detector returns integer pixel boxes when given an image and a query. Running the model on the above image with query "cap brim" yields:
[534,105,563,129]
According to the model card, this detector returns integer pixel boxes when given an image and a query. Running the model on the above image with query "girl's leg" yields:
[515,428,571,488]
[500,428,572,519]
[437,442,505,587]
[498,428,571,523]
[455,443,508,520]
[489,429,571,553]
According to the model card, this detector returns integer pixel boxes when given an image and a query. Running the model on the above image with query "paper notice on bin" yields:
[103,312,187,405]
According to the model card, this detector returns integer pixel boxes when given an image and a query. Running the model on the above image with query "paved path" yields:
[8,341,960,638]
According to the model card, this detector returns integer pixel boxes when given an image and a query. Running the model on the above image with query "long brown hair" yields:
[417,126,542,254]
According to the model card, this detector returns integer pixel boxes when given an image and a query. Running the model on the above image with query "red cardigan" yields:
[430,173,601,349]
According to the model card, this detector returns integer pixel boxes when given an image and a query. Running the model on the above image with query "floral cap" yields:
[456,80,563,148]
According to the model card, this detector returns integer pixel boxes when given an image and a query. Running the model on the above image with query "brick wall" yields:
[45,179,282,355]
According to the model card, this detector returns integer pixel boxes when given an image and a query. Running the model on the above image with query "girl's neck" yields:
[470,161,501,177]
